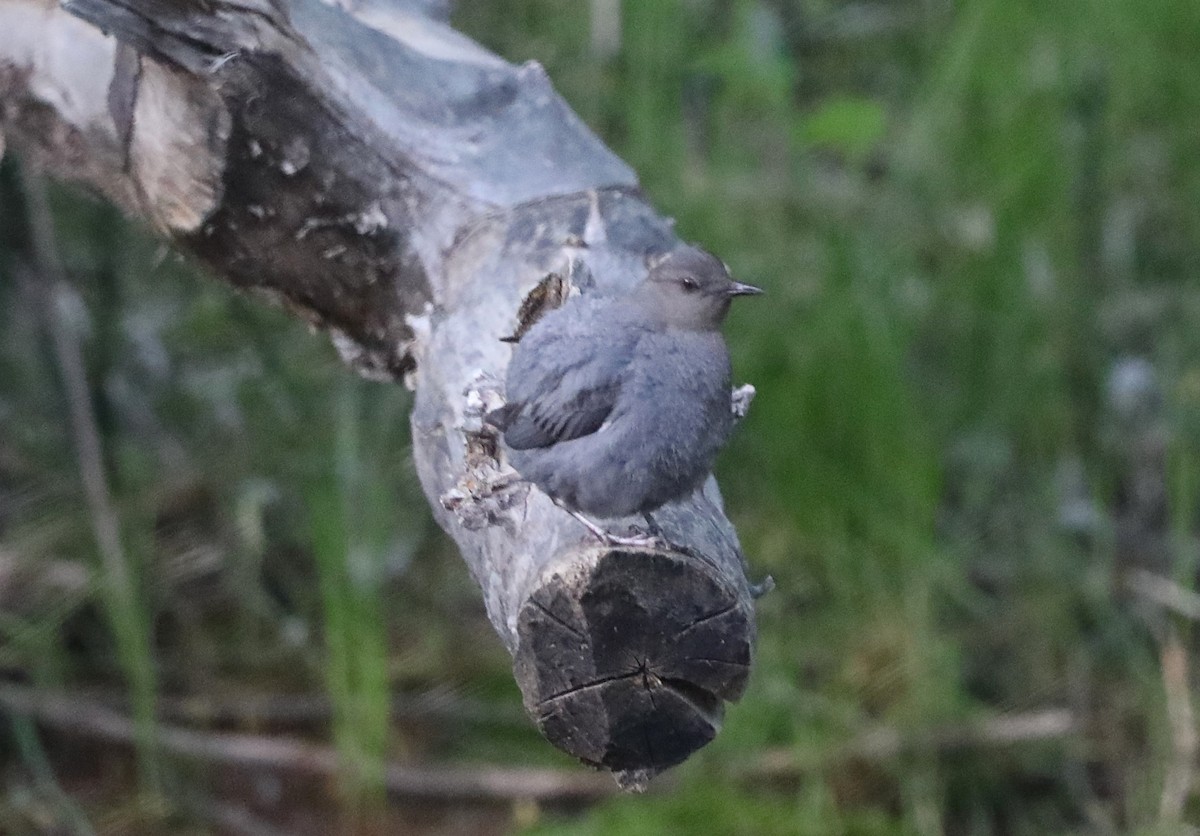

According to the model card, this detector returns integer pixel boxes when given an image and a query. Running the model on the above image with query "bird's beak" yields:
[726,282,764,297]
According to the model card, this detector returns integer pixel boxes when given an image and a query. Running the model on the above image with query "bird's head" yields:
[638,246,763,331]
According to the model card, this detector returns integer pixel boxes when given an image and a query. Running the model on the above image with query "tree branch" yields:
[0,683,616,804]
[0,0,759,780]
[744,709,1081,781]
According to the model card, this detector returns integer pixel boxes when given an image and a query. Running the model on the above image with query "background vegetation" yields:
[2,0,1199,832]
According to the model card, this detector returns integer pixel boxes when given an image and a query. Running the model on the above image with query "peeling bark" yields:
[0,0,759,781]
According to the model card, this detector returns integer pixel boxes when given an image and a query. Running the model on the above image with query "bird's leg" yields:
[552,499,666,549]
[634,510,705,559]
[556,503,611,541]
[597,524,669,549]
[625,510,683,549]
[641,511,664,538]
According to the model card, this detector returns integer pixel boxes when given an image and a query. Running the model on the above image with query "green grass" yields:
[307,377,410,808]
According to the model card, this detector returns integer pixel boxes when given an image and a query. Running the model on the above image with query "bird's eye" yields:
[681,277,698,292]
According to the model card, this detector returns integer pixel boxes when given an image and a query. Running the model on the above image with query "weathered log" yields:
[0,0,758,782]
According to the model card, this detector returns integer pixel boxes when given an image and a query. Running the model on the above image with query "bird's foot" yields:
[633,512,711,560]
[613,512,676,549]
[606,526,670,550]
[613,513,710,556]
[555,504,669,550]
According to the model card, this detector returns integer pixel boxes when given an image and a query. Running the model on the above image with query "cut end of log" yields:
[514,546,754,779]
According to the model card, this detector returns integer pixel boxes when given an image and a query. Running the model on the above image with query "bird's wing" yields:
[501,305,639,450]
[503,377,621,450]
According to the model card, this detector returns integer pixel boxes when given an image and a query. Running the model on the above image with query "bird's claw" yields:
[556,503,697,553]
[611,523,706,558]
[556,504,654,548]
[602,527,670,550]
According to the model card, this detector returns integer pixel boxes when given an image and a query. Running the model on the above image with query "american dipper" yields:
[487,246,762,546]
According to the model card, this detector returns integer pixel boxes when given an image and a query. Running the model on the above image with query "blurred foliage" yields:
[3,0,1200,833]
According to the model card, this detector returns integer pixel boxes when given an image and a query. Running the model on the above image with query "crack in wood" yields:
[530,599,585,641]
[660,677,722,726]
[685,657,751,669]
[674,600,739,638]
[536,670,640,707]
[635,657,659,709]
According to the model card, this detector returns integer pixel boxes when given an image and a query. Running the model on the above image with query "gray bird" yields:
[487,245,762,546]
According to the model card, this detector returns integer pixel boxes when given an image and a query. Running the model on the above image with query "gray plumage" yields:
[488,246,761,521]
